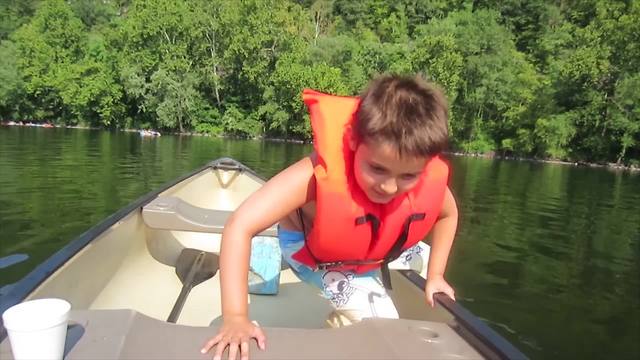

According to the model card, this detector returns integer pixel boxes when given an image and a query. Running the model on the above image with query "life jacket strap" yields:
[380,263,392,291]
[385,213,426,261]
[315,259,385,271]
[304,212,428,291]
[355,213,380,240]
[381,213,427,290]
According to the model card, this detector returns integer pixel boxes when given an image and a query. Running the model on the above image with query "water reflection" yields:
[0,127,638,359]
[448,157,640,359]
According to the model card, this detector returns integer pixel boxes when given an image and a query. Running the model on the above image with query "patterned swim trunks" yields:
[278,226,430,321]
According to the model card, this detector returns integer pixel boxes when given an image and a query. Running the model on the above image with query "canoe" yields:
[0,158,527,359]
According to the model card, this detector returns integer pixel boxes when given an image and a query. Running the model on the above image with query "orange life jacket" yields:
[292,89,450,279]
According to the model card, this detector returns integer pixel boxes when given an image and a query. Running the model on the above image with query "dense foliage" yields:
[0,0,638,164]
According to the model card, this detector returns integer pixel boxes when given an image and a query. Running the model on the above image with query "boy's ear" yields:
[346,125,357,151]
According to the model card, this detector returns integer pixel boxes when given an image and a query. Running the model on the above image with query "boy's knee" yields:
[326,310,357,328]
[326,307,400,328]
[325,294,400,328]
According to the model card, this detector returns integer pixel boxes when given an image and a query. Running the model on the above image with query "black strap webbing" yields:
[298,208,322,264]
[298,210,427,291]
[381,213,426,290]
[355,213,380,240]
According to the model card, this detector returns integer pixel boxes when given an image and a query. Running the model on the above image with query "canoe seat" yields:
[143,196,282,295]
[142,196,277,237]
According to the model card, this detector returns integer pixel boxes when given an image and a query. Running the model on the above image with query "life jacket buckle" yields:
[315,259,385,271]
[315,261,344,271]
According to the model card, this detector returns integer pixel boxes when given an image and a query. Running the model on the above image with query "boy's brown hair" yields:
[355,74,449,157]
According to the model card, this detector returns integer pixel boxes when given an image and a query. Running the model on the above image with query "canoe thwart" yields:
[142,196,277,236]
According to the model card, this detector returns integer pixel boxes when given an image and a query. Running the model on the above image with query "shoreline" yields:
[445,151,640,172]
[2,121,638,172]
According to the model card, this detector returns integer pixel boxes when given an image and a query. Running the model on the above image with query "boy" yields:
[202,74,458,360]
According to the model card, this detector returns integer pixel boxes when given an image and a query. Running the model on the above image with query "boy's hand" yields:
[201,316,266,360]
[424,274,455,307]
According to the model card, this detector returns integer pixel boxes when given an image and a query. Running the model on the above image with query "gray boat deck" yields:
[0,309,483,359]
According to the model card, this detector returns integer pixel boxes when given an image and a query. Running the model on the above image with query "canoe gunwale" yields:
[398,270,528,360]
[0,158,258,317]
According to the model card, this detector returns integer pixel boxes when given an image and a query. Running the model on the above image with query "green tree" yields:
[217,0,310,107]
[60,33,123,127]
[310,35,370,94]
[145,68,200,132]
[534,113,576,159]
[537,1,639,163]
[0,40,24,118]
[0,0,39,40]
[472,0,549,55]
[11,0,122,125]
[608,74,640,164]
[12,0,86,121]
[309,0,334,45]
[416,9,541,154]
[411,31,464,103]
[116,0,201,75]
[68,0,118,29]
[0,0,637,163]
[115,0,206,129]
[263,52,348,138]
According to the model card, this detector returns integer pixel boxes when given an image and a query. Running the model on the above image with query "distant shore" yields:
[446,151,639,172]
[2,121,637,172]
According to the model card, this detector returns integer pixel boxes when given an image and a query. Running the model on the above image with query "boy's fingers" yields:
[425,290,435,308]
[442,286,456,302]
[202,334,222,353]
[228,342,239,360]
[254,327,267,350]
[240,341,249,360]
[213,341,227,360]
[447,289,456,301]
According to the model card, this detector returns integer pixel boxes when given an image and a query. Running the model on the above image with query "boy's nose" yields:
[380,179,398,194]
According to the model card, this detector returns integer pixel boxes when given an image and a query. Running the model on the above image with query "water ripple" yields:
[1,128,638,360]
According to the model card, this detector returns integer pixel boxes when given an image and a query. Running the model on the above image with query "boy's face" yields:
[351,139,426,204]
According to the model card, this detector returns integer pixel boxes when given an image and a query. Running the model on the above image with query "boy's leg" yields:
[387,241,430,277]
[321,270,399,326]
[278,227,399,324]
[322,242,431,324]
[279,229,430,325]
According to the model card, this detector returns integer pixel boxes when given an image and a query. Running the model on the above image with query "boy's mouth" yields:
[369,189,394,203]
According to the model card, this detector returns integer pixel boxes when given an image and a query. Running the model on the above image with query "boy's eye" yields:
[369,164,387,174]
[400,174,418,181]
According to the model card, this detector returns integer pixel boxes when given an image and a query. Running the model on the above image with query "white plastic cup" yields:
[2,298,71,360]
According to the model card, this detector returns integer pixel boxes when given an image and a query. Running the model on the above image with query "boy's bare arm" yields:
[220,155,315,318]
[202,155,316,359]
[424,186,458,306]
[427,186,458,277]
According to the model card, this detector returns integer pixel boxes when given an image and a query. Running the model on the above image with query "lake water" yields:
[1,126,638,359]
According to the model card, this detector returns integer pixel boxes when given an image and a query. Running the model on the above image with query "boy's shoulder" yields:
[269,153,317,202]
